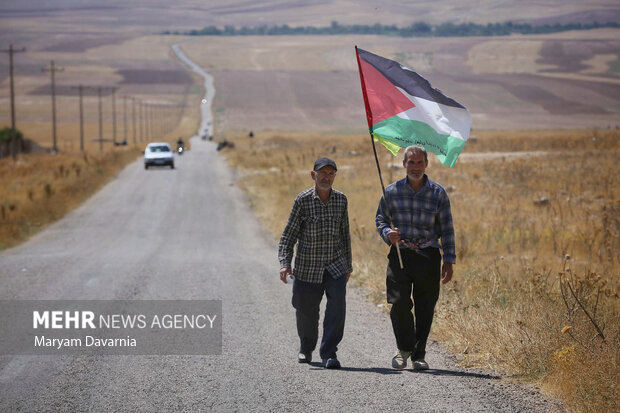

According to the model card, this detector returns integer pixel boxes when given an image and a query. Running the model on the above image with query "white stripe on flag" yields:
[394,87,471,141]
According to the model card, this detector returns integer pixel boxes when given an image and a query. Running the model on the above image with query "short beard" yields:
[316,181,332,191]
[407,172,424,182]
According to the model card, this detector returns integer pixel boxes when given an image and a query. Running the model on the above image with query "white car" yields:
[144,143,174,169]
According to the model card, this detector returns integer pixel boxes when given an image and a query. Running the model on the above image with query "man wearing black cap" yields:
[278,157,352,369]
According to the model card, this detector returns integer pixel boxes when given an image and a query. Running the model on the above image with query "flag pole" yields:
[356,45,404,269]
[369,132,404,269]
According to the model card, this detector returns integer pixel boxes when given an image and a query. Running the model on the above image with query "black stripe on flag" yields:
[357,48,466,110]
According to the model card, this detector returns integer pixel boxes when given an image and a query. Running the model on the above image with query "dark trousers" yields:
[386,246,441,360]
[292,270,346,360]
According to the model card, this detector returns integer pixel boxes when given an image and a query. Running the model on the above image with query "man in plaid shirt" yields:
[376,145,455,371]
[279,157,352,369]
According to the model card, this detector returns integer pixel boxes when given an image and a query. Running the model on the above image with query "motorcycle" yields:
[177,145,184,155]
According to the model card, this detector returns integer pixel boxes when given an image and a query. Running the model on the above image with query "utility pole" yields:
[166,107,172,136]
[149,104,154,141]
[41,60,64,153]
[1,44,26,160]
[71,85,86,152]
[160,105,166,137]
[155,105,161,139]
[131,97,137,145]
[111,88,118,145]
[97,87,104,152]
[151,104,157,139]
[149,104,155,140]
[139,100,144,142]
[143,102,148,142]
[79,86,85,152]
[123,95,128,144]
[145,103,151,142]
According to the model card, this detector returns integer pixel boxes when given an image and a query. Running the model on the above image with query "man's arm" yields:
[441,263,453,284]
[437,191,456,264]
[279,267,293,284]
[375,196,393,245]
[341,198,353,277]
[278,198,302,271]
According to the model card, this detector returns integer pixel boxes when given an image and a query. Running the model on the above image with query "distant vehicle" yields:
[144,143,174,169]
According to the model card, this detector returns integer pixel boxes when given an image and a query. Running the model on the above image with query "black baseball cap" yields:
[313,157,337,171]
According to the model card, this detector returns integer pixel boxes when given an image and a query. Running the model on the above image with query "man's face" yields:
[311,166,337,191]
[403,151,428,183]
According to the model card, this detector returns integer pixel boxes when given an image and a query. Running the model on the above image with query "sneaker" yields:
[298,352,312,364]
[323,358,341,369]
[413,359,429,370]
[392,350,411,370]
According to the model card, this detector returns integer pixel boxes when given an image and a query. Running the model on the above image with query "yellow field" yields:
[0,35,202,152]
[220,129,619,413]
[0,148,141,250]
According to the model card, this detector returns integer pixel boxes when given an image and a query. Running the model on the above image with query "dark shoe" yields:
[298,352,312,364]
[323,358,341,369]
[413,359,429,370]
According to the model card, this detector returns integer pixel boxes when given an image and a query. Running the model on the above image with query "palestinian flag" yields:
[356,47,471,167]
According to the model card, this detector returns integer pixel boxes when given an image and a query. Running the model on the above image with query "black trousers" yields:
[386,246,441,360]
[292,270,346,360]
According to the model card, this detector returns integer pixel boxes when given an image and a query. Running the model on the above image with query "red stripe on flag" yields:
[356,48,415,126]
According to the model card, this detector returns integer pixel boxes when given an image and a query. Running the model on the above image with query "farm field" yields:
[1,1,620,151]
[3,28,619,152]
[181,29,620,133]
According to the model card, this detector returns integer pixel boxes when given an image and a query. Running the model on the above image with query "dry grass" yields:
[220,128,619,413]
[0,147,142,250]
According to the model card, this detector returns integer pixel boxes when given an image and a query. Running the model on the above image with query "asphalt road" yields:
[0,140,565,412]
[172,42,215,139]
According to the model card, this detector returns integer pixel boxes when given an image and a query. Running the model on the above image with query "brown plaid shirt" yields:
[278,187,353,283]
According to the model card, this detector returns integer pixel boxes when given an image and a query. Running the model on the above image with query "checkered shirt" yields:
[279,187,353,283]
[375,175,456,264]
